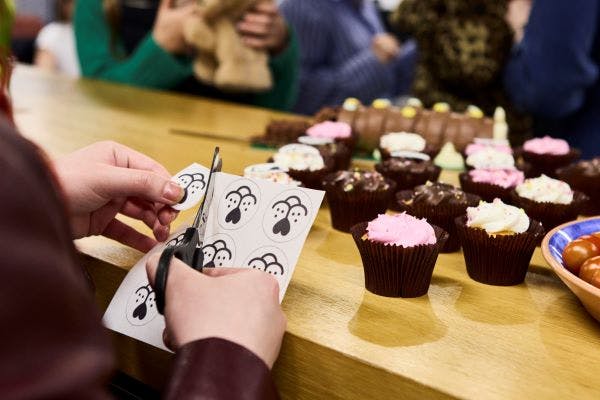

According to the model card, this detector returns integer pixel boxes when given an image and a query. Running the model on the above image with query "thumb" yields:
[146,252,202,288]
[159,0,174,11]
[96,165,184,205]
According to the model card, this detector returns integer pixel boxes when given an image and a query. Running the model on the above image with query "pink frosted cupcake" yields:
[351,213,448,297]
[459,168,524,203]
[306,121,356,150]
[520,136,580,177]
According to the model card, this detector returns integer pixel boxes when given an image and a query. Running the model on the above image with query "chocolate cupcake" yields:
[519,136,580,178]
[395,182,480,252]
[272,144,333,190]
[557,158,600,215]
[510,175,588,233]
[323,169,396,232]
[459,168,524,203]
[455,199,545,286]
[375,156,441,196]
[351,213,448,297]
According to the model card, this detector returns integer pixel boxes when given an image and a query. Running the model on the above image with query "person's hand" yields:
[372,33,401,64]
[153,0,198,54]
[146,255,286,368]
[52,141,183,252]
[236,1,289,55]
[506,0,532,43]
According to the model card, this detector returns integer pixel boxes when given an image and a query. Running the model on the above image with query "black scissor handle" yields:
[154,228,201,315]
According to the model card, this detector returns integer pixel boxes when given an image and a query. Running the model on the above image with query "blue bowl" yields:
[542,217,600,322]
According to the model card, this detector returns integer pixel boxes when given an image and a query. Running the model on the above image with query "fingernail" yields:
[164,182,184,203]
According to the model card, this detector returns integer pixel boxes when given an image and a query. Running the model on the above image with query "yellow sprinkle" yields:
[372,99,391,109]
[433,102,450,113]
[467,105,484,119]
[343,97,360,111]
[401,106,417,118]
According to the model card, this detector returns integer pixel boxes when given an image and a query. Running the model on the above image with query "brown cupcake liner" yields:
[375,163,441,193]
[510,190,588,233]
[556,168,600,216]
[351,223,448,297]
[519,148,581,178]
[395,191,481,253]
[455,216,545,286]
[323,180,396,232]
[459,172,514,203]
[288,167,331,190]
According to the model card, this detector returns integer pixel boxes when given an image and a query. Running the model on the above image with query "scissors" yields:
[154,147,222,315]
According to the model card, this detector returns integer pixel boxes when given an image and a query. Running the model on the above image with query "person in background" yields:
[34,0,80,77]
[503,0,600,158]
[280,0,417,115]
[74,0,299,111]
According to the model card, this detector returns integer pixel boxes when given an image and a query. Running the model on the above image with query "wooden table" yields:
[11,66,600,399]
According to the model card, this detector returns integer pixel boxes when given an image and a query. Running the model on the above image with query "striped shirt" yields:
[281,0,416,114]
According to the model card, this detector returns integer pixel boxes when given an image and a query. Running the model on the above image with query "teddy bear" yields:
[182,0,273,93]
[390,0,532,144]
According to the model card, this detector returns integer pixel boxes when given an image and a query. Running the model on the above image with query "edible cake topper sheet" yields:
[103,164,324,351]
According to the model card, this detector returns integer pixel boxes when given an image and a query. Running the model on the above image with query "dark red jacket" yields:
[0,119,279,399]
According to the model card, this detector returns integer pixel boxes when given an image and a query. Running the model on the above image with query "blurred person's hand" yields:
[237,1,289,55]
[53,141,183,252]
[372,33,401,64]
[153,0,198,54]
[146,255,286,368]
[506,0,532,43]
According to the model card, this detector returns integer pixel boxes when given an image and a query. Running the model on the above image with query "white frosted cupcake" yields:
[272,144,331,189]
[511,175,587,231]
[244,163,301,186]
[466,148,516,170]
[455,199,544,285]
[379,132,438,159]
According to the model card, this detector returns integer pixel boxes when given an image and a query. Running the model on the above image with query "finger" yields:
[104,219,158,253]
[95,165,184,205]
[159,0,174,11]
[158,205,179,226]
[241,12,272,26]
[252,1,278,15]
[162,329,176,351]
[241,36,270,50]
[110,142,172,179]
[153,223,170,243]
[237,21,271,37]
[120,200,159,231]
[146,252,204,287]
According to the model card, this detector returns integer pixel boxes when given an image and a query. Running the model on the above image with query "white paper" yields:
[171,163,210,211]
[104,167,324,350]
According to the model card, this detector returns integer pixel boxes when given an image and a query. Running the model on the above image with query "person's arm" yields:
[281,0,395,114]
[504,0,600,118]
[74,0,192,89]
[34,24,58,72]
[0,121,114,399]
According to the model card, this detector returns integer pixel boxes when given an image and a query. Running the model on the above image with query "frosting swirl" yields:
[367,213,437,247]
[467,199,530,234]
[244,163,301,186]
[515,175,574,204]
[468,169,524,189]
[273,144,325,171]
[466,148,515,170]
[306,121,352,139]
[523,136,570,155]
[380,132,427,153]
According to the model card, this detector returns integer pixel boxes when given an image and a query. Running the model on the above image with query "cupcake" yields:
[510,175,587,232]
[395,182,481,252]
[557,158,600,215]
[433,142,465,170]
[520,136,580,177]
[375,155,441,195]
[465,147,516,170]
[351,213,448,297]
[306,120,356,150]
[464,138,513,157]
[272,144,332,190]
[378,132,438,159]
[455,199,545,286]
[243,163,301,186]
[459,168,524,203]
[322,169,396,232]
[298,136,352,170]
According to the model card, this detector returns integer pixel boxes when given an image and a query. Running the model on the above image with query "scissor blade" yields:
[192,147,222,230]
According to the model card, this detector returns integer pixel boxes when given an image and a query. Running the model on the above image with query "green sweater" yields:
[74,0,299,111]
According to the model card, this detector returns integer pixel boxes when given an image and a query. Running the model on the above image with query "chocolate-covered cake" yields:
[557,158,600,215]
[258,119,310,146]
[396,182,480,252]
[323,169,395,232]
[375,157,441,194]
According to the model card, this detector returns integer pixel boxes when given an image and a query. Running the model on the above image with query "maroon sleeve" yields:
[166,338,280,400]
[0,120,114,399]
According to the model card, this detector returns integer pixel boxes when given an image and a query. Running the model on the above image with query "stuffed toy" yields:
[390,0,531,144]
[182,0,273,92]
